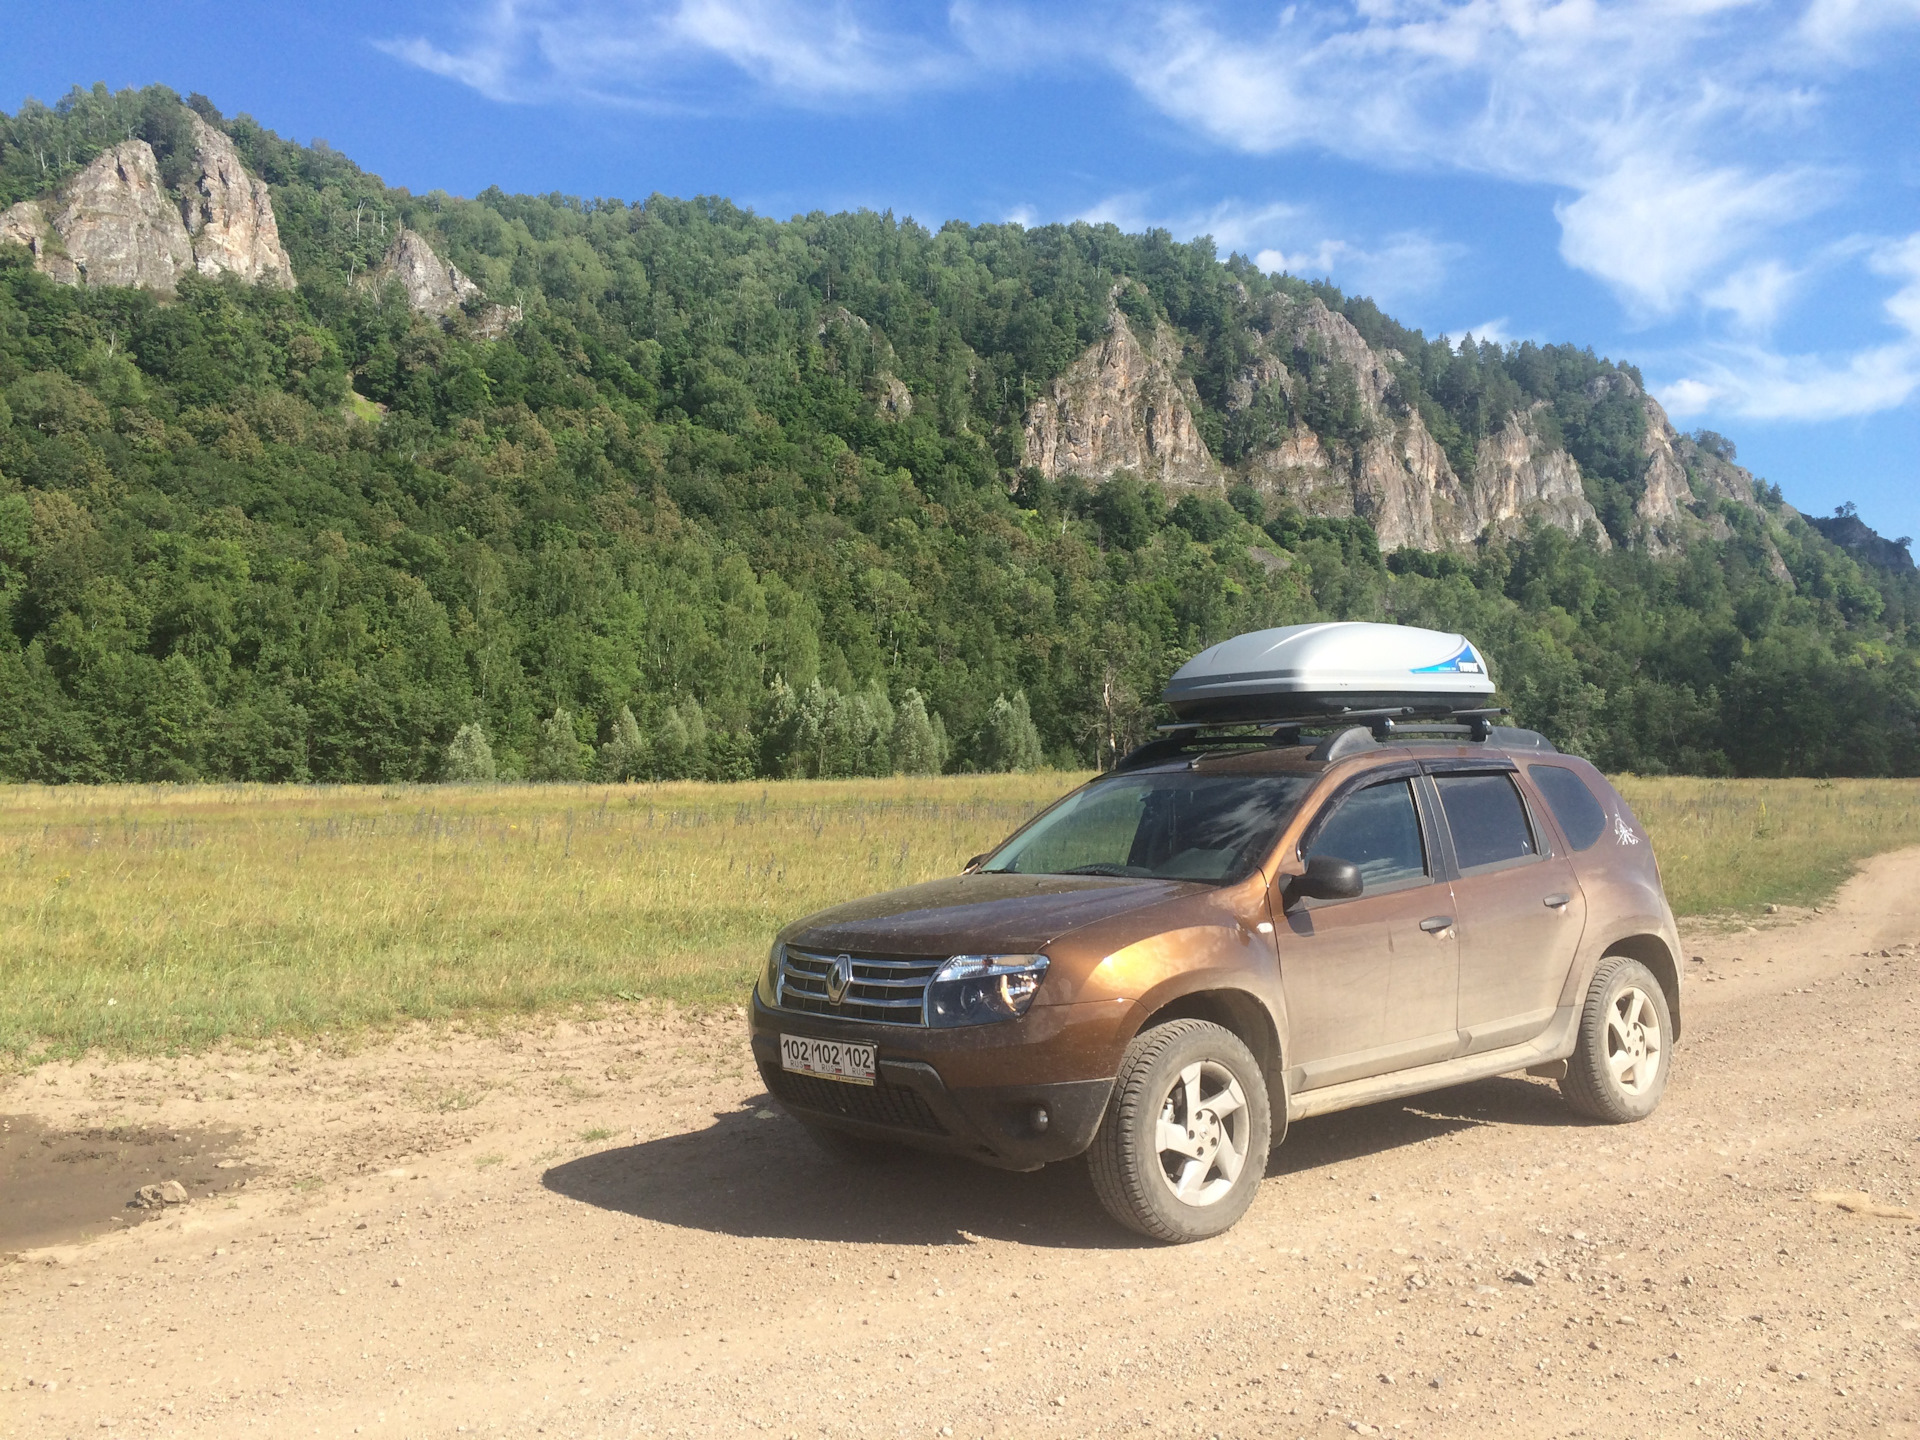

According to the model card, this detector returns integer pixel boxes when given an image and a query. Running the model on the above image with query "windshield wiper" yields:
[1059,862,1153,878]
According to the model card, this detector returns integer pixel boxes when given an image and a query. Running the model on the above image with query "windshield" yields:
[981,772,1315,884]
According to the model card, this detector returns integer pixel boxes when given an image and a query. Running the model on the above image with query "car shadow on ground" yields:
[542,1072,1577,1248]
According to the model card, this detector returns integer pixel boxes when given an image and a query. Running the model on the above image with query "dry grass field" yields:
[1,772,1916,1061]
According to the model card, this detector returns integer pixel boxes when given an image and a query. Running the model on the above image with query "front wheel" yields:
[1088,1019,1271,1242]
[1560,956,1673,1122]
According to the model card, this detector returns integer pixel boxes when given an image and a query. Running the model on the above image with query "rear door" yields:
[1427,763,1587,1054]
[1275,771,1461,1091]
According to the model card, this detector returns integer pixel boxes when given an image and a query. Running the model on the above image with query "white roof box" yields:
[1164,622,1495,723]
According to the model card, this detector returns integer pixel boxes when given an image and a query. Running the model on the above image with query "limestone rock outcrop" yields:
[0,112,295,293]
[1453,405,1608,549]
[1232,298,1465,550]
[51,140,194,291]
[1022,305,1216,485]
[378,227,482,317]
[0,200,78,284]
[370,226,520,338]
[1223,297,1617,551]
[182,112,295,288]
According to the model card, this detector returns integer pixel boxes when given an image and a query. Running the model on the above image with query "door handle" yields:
[1419,915,1454,933]
[1543,893,1571,909]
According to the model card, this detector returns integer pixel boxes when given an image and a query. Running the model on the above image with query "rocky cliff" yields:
[182,113,295,289]
[0,112,294,293]
[1022,300,1217,486]
[1021,287,1797,559]
[372,227,520,338]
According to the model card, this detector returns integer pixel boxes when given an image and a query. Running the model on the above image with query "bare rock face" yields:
[1451,405,1609,549]
[182,112,295,289]
[1233,300,1461,551]
[0,113,297,293]
[878,374,913,419]
[379,227,482,317]
[0,200,79,285]
[1023,306,1217,485]
[370,227,520,338]
[50,141,194,292]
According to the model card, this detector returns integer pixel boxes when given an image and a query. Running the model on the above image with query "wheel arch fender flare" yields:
[1121,981,1288,1147]
[1593,932,1682,1041]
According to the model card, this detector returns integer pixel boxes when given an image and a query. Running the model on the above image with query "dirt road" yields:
[4,853,1918,1440]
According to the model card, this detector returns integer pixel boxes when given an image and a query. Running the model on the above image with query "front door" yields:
[1430,769,1587,1053]
[1276,775,1461,1092]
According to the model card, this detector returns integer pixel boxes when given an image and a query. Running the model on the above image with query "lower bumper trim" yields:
[750,1031,1111,1170]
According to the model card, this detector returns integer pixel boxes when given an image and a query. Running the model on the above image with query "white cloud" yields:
[380,0,963,107]
[1071,193,1456,304]
[1555,160,1824,319]
[1799,0,1920,52]
[383,0,1920,421]
[1440,319,1518,349]
[1660,232,1920,420]
[1703,259,1803,335]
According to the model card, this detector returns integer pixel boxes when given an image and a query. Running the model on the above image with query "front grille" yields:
[778,948,940,1026]
[765,1066,948,1134]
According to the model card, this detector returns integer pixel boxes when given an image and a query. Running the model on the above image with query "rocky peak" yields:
[181,112,294,289]
[1022,301,1216,485]
[0,111,295,293]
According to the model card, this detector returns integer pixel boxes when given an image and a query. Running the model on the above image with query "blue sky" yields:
[6,0,1919,543]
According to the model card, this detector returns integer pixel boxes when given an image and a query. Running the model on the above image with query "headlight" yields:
[926,954,1050,1027]
[759,941,785,1006]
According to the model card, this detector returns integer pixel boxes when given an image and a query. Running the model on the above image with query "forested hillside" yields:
[2,83,1917,781]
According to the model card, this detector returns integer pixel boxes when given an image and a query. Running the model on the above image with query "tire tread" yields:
[1560,954,1670,1123]
[1088,1019,1268,1243]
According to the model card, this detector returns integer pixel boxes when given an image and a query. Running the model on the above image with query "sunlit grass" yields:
[2,773,1916,1061]
[1612,776,1920,918]
[0,775,1079,1061]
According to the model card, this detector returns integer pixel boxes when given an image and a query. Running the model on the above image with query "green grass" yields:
[1612,776,1920,917]
[2,774,1916,1062]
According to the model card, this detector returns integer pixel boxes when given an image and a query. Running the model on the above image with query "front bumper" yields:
[748,992,1118,1170]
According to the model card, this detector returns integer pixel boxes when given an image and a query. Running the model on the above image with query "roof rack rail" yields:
[1115,707,1552,773]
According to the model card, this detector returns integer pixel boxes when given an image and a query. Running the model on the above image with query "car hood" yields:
[782,872,1200,956]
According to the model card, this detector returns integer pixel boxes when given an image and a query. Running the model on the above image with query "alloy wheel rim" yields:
[1153,1060,1250,1207]
[1605,985,1663,1096]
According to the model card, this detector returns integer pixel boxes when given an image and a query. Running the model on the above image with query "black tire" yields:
[1560,956,1673,1122]
[802,1123,898,1164]
[1088,1019,1271,1243]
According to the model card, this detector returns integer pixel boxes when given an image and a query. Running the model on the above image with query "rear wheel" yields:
[1088,1019,1271,1242]
[1560,956,1672,1122]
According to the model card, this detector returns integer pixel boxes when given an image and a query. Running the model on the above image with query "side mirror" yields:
[1286,855,1363,905]
[963,853,988,874]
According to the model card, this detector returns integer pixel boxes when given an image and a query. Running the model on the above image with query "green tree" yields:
[978,691,1045,773]
[443,722,497,781]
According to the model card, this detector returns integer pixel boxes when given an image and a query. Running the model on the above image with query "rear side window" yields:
[1434,773,1536,870]
[1527,764,1608,850]
[1305,779,1428,889]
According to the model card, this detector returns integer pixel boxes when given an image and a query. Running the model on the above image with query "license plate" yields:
[780,1034,876,1086]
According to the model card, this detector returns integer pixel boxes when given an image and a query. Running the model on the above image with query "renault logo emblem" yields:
[825,954,853,1006]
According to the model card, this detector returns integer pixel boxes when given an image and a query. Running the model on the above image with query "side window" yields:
[1435,773,1537,870]
[1305,779,1428,890]
[1527,764,1608,851]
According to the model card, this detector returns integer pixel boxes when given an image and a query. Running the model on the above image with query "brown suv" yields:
[750,721,1680,1242]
